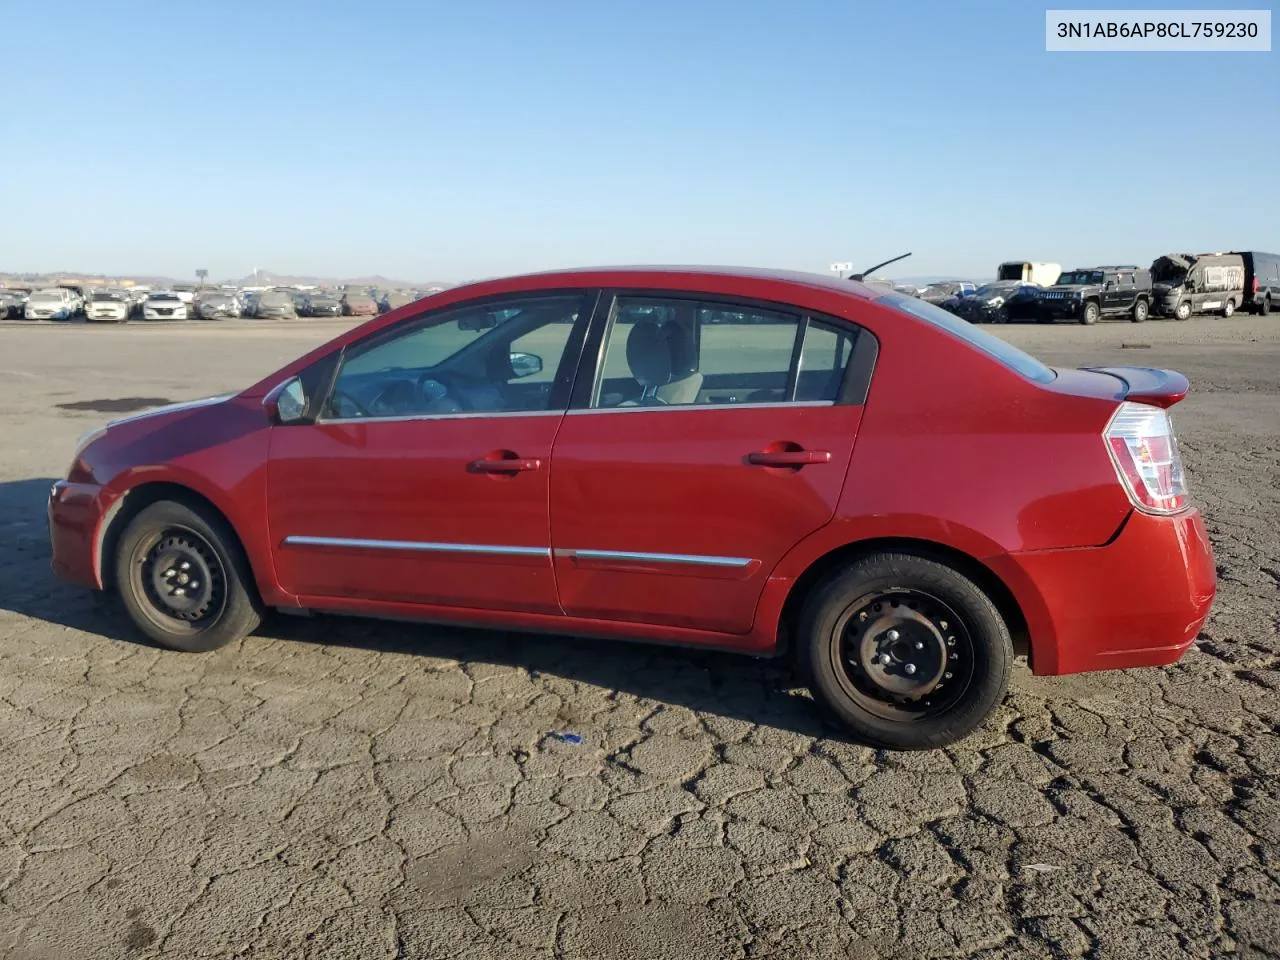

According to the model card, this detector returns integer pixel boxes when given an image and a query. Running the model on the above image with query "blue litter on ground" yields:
[550,732,583,744]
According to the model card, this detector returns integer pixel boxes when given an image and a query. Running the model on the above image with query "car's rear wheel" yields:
[114,500,261,652]
[797,553,1013,750]
[1080,301,1100,325]
[1222,299,1235,318]
[1131,298,1149,323]
[1260,296,1271,316]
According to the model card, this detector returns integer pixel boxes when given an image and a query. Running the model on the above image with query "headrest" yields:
[625,319,696,387]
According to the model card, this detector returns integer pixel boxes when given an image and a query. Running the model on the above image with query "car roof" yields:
[443,265,885,302]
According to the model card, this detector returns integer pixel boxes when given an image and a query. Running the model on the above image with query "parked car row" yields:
[1,283,417,322]
[909,252,1280,325]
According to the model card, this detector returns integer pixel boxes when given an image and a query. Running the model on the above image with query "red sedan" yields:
[48,267,1216,749]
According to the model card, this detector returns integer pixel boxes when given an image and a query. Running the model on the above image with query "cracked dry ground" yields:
[0,320,1278,959]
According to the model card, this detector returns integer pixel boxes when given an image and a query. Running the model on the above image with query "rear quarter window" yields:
[874,293,1056,384]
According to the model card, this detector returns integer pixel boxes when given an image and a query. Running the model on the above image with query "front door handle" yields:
[747,449,832,467]
[469,453,543,474]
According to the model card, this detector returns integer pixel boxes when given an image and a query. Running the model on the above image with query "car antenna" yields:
[849,252,912,281]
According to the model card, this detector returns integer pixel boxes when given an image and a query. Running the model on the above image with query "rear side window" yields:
[590,297,860,408]
[875,293,1056,384]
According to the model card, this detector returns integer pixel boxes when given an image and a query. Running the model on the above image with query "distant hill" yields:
[227,270,452,290]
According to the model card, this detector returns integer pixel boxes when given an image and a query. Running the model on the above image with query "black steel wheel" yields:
[798,552,1013,750]
[833,588,976,722]
[114,499,261,652]
[133,529,227,628]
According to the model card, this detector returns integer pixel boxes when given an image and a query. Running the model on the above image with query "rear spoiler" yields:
[1081,366,1189,409]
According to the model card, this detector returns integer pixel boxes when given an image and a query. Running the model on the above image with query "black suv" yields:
[1034,265,1152,325]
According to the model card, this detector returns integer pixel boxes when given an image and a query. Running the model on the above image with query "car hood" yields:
[1041,284,1090,293]
[105,393,233,430]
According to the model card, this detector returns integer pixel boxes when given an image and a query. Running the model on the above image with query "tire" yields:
[1174,300,1192,321]
[1222,299,1234,318]
[113,500,261,652]
[1131,298,1149,323]
[1260,296,1271,317]
[1079,301,1100,325]
[797,552,1013,750]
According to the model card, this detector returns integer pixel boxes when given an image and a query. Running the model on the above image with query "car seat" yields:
[620,318,703,405]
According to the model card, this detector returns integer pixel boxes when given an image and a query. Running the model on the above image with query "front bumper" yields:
[49,480,114,589]
[1036,297,1082,319]
[988,508,1216,675]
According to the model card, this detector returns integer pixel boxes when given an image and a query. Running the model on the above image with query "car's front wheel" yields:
[1222,299,1234,318]
[797,553,1013,750]
[114,500,262,652]
[1080,301,1100,325]
[1175,300,1192,321]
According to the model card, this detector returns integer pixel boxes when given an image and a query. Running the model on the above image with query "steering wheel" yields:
[330,388,373,419]
[417,372,467,412]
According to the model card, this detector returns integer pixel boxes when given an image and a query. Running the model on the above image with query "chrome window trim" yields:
[282,536,550,557]
[554,548,753,568]
[315,408,567,426]
[566,400,834,416]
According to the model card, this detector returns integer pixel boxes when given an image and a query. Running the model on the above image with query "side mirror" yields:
[509,352,543,379]
[263,376,308,425]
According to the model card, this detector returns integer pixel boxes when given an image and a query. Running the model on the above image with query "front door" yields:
[266,291,594,614]
[548,294,871,634]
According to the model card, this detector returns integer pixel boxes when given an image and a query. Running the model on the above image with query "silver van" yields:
[1151,253,1245,320]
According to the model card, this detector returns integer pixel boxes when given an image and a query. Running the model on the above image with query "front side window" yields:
[590,296,857,408]
[325,294,585,420]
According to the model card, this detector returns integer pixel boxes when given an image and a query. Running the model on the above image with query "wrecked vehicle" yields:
[947,281,1041,323]
[1151,253,1245,320]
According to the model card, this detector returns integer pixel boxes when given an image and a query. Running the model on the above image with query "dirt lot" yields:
[1,314,1277,960]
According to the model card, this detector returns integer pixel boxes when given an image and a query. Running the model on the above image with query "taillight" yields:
[1105,401,1188,514]
[1252,277,1259,294]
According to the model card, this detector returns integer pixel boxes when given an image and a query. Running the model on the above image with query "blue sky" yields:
[3,0,1276,282]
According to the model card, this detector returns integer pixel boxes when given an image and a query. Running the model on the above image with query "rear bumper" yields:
[989,508,1216,675]
[48,480,112,590]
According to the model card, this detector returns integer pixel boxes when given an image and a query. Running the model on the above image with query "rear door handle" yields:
[747,449,832,467]
[469,455,543,474]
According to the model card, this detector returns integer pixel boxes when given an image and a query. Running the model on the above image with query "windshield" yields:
[875,293,1056,384]
[260,291,293,305]
[150,293,180,301]
[974,282,1022,298]
[1057,270,1103,285]
[91,293,123,302]
[30,292,64,303]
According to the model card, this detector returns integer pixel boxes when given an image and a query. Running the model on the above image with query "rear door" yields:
[547,293,876,634]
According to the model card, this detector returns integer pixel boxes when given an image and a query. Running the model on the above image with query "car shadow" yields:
[0,477,831,741]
